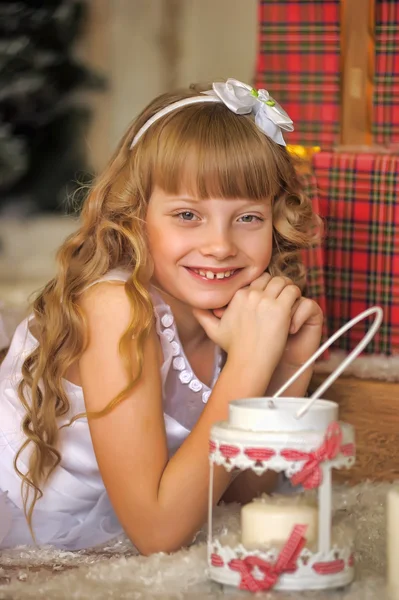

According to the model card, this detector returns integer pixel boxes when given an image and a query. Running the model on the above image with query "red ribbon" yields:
[219,444,240,459]
[229,524,307,592]
[244,448,276,462]
[211,553,224,567]
[281,422,343,489]
[340,442,355,457]
[313,559,345,575]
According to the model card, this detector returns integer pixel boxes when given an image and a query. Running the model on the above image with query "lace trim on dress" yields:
[158,310,222,404]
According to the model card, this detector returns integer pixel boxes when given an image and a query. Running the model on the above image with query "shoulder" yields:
[78,279,131,328]
[79,278,129,310]
[78,268,131,309]
[77,280,158,352]
[77,280,162,412]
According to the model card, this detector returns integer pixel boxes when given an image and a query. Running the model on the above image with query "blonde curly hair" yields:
[15,83,321,533]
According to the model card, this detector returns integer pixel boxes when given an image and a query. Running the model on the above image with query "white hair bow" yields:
[203,78,294,146]
[130,78,294,148]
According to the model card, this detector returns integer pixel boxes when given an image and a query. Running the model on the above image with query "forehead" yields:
[150,185,272,208]
[146,119,282,202]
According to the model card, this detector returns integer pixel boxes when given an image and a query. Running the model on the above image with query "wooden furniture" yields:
[310,373,399,484]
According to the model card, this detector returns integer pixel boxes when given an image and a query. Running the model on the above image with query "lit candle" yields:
[241,494,318,549]
[387,487,399,597]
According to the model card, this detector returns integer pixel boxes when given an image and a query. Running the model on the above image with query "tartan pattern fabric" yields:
[373,0,399,145]
[313,151,399,355]
[255,0,341,147]
[300,171,328,322]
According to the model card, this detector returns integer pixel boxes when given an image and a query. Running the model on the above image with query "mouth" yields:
[184,267,242,282]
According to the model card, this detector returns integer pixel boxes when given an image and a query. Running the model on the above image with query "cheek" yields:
[147,228,187,267]
[264,243,274,264]
[146,222,170,256]
[247,231,273,263]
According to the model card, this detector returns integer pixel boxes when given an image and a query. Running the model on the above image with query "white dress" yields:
[0,269,223,550]
[0,269,293,550]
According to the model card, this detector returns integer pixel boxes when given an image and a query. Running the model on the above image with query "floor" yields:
[0,482,391,599]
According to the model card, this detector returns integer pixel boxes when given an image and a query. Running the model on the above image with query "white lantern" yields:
[207,307,383,593]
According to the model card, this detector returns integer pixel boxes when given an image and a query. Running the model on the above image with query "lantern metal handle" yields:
[272,306,383,419]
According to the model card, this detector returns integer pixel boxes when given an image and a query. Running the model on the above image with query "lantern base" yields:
[208,541,354,592]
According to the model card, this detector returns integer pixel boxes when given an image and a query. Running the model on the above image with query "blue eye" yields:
[238,215,262,223]
[177,211,197,221]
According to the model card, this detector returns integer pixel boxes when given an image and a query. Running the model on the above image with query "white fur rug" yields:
[315,350,399,382]
[0,482,391,599]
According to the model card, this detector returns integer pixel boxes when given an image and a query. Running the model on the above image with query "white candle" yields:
[241,494,318,549]
[387,487,399,597]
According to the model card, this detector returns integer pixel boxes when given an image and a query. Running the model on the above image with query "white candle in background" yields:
[241,494,318,549]
[387,487,399,597]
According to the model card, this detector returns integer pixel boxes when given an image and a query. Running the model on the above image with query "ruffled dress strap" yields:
[84,268,131,289]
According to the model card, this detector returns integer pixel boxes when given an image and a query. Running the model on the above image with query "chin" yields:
[186,293,235,311]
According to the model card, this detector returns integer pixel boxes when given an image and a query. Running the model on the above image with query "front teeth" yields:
[192,269,234,279]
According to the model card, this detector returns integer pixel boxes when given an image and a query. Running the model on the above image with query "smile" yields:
[185,267,241,281]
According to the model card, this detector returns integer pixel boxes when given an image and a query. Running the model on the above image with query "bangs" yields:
[140,102,284,201]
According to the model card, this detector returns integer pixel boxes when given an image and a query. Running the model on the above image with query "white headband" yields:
[130,78,294,149]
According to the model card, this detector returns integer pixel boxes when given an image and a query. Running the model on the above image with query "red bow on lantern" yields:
[281,421,343,489]
[229,524,307,592]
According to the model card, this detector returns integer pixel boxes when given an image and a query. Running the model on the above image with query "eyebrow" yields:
[163,195,271,207]
[163,196,198,203]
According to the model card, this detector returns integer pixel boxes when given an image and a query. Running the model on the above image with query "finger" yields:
[192,308,221,339]
[288,296,306,333]
[278,283,302,311]
[289,298,322,334]
[212,306,227,319]
[290,296,302,319]
[249,272,272,290]
[264,276,299,299]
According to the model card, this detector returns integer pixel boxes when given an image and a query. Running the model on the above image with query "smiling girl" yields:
[0,79,323,554]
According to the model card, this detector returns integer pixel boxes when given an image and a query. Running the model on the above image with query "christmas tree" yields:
[0,0,104,215]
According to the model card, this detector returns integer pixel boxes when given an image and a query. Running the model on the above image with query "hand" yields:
[264,296,323,398]
[192,273,302,377]
[282,296,324,368]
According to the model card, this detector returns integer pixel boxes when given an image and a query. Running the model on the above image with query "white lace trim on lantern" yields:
[159,310,222,404]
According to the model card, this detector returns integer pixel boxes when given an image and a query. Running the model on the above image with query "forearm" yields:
[266,361,314,398]
[151,359,275,552]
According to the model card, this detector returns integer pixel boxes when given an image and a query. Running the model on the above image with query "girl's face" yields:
[146,185,274,311]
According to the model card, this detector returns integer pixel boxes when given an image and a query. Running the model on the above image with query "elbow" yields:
[138,541,183,557]
[134,539,187,557]
[127,526,194,557]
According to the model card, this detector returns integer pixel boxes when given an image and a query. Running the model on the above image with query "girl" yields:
[0,79,323,554]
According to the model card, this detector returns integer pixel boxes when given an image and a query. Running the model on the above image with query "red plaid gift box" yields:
[373,0,399,145]
[313,151,399,355]
[255,0,399,147]
[255,0,341,147]
[300,171,327,321]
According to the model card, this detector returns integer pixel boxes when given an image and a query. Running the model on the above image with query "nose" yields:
[199,223,237,260]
